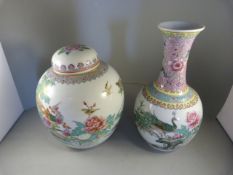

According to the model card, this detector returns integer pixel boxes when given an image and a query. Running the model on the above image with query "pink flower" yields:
[187,112,200,128]
[63,129,70,137]
[171,60,184,71]
[174,133,183,139]
[56,117,63,125]
[85,116,106,133]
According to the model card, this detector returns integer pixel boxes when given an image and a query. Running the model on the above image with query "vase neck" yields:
[156,32,199,94]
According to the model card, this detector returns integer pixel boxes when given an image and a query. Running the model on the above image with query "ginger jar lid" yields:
[52,44,100,75]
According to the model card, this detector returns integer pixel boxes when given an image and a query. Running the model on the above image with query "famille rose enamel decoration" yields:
[134,21,205,151]
[36,44,124,149]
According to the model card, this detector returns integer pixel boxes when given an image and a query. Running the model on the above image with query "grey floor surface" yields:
[0,107,233,175]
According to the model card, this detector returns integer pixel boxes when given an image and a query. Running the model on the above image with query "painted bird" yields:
[81,101,99,116]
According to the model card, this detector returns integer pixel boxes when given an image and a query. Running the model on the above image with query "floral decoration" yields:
[46,61,108,85]
[37,98,121,147]
[134,102,202,151]
[171,60,184,71]
[157,36,195,92]
[58,44,89,55]
[85,116,106,133]
[186,111,200,128]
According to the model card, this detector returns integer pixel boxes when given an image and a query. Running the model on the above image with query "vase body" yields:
[134,21,205,151]
[36,44,124,149]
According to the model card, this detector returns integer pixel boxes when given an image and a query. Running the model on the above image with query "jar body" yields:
[36,62,124,149]
[134,84,203,151]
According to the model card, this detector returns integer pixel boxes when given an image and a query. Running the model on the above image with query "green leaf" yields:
[106,114,115,127]
[176,125,191,137]
[50,114,56,122]
[71,122,86,136]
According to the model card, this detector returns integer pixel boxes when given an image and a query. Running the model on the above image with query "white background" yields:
[217,86,233,141]
[0,43,23,141]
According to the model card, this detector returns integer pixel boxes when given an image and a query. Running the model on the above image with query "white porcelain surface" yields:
[135,88,203,151]
[134,21,204,151]
[36,44,124,149]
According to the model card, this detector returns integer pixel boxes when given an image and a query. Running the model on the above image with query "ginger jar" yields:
[36,44,124,149]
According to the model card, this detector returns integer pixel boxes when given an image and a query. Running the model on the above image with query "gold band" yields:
[142,87,199,110]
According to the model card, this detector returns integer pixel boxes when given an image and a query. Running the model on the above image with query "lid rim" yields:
[53,59,101,75]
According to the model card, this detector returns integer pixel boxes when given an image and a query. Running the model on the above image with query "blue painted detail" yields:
[147,83,194,103]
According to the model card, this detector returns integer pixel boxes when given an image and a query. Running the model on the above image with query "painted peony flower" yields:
[85,116,106,133]
[187,112,200,128]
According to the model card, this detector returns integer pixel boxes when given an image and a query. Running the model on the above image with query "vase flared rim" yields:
[158,21,205,33]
